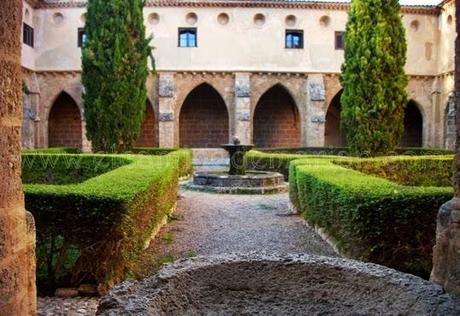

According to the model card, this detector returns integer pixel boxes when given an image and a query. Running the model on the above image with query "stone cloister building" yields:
[20,0,456,151]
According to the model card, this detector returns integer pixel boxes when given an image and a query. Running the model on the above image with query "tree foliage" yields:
[82,0,152,152]
[340,0,408,156]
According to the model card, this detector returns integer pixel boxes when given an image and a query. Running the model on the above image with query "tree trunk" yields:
[0,0,36,314]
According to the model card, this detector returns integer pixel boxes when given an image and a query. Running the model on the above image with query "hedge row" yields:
[290,156,453,278]
[258,146,453,156]
[22,147,82,154]
[133,147,193,178]
[336,156,453,187]
[245,150,337,179]
[23,149,192,294]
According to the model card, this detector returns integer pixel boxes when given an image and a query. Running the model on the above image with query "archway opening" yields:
[253,85,301,148]
[325,90,346,147]
[179,83,229,148]
[136,101,157,147]
[399,100,423,148]
[48,92,82,149]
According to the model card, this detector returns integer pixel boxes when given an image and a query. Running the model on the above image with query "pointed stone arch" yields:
[179,83,230,148]
[400,100,424,148]
[253,84,301,148]
[48,92,83,149]
[325,89,346,147]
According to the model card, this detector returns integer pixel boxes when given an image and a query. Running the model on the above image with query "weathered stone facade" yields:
[18,0,458,150]
[21,70,454,150]
[0,0,36,314]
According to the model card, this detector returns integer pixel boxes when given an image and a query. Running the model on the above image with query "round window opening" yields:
[218,13,230,25]
[285,15,297,27]
[52,12,64,25]
[319,15,330,27]
[410,20,420,31]
[254,13,266,26]
[186,12,198,25]
[149,12,160,25]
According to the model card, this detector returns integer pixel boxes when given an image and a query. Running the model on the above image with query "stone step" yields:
[192,148,229,166]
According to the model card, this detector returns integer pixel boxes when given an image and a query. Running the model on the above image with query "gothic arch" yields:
[179,83,230,148]
[253,84,301,148]
[400,100,424,148]
[48,91,83,149]
[325,89,346,147]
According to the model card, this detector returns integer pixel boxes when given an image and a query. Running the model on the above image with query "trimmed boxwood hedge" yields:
[335,156,453,187]
[23,149,192,294]
[132,147,193,178]
[258,146,453,156]
[289,156,453,278]
[245,150,337,180]
[22,147,82,154]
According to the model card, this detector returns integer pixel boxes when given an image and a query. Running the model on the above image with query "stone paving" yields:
[38,187,337,315]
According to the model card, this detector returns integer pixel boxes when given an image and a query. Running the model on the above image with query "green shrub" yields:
[257,147,453,156]
[22,147,81,154]
[336,156,453,187]
[22,154,130,184]
[245,150,337,180]
[23,151,189,294]
[132,148,193,177]
[290,156,452,278]
[341,0,407,155]
[82,0,152,152]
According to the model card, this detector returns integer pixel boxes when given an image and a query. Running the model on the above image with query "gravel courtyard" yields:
[38,188,337,316]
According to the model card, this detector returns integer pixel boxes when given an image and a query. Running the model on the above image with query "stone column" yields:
[234,73,251,144]
[305,74,326,147]
[430,1,460,297]
[158,73,175,148]
[0,0,37,314]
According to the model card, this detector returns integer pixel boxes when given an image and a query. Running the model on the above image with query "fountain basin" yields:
[187,171,288,194]
[98,254,460,315]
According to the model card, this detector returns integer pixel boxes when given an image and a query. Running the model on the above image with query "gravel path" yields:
[139,188,337,275]
[38,187,337,315]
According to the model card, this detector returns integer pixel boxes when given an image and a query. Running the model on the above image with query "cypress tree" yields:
[82,0,152,152]
[340,0,408,156]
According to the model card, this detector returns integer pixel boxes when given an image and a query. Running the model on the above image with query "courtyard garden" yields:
[7,0,458,313]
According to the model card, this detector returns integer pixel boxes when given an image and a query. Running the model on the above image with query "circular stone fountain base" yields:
[98,254,460,315]
[185,171,288,194]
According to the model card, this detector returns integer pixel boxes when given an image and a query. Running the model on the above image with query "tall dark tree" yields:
[340,0,407,156]
[82,0,152,152]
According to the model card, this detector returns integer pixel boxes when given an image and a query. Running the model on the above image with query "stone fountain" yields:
[186,137,287,194]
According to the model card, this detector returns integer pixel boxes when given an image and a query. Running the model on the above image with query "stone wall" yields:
[136,101,158,147]
[0,0,36,314]
[21,71,454,150]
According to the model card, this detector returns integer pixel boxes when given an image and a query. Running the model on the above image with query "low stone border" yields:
[98,253,460,315]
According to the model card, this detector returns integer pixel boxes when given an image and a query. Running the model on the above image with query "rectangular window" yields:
[335,31,345,50]
[23,23,34,47]
[78,28,87,47]
[178,28,197,47]
[285,30,303,49]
